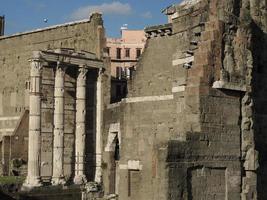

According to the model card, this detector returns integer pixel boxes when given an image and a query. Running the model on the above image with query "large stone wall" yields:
[0,13,106,181]
[249,0,267,198]
[0,14,103,117]
[103,0,267,199]
[0,0,265,199]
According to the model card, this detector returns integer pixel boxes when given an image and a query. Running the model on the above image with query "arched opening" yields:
[104,123,121,195]
[110,135,120,195]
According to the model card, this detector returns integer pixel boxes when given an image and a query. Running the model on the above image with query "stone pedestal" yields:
[95,69,103,183]
[52,63,66,185]
[74,67,88,185]
[23,59,43,188]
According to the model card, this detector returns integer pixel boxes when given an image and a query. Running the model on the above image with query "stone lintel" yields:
[172,56,194,66]
[124,95,174,103]
[119,160,143,170]
[172,86,186,93]
[32,50,104,69]
[212,80,246,92]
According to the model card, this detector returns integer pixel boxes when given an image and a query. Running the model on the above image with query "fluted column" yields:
[23,59,43,188]
[74,66,88,184]
[52,62,66,185]
[95,68,103,183]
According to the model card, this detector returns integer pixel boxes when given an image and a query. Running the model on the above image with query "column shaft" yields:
[23,59,43,188]
[52,64,66,185]
[74,67,88,184]
[95,69,103,183]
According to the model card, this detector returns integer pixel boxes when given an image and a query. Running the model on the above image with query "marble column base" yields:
[22,176,42,190]
[94,167,102,183]
[51,176,66,185]
[74,174,87,185]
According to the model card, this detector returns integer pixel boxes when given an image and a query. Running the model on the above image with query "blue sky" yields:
[0,0,181,37]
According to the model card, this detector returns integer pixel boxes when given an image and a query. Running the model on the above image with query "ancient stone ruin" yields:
[23,49,104,188]
[0,0,266,199]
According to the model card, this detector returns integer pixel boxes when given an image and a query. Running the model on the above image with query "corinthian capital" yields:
[77,65,88,82]
[98,68,104,76]
[29,58,43,76]
[56,61,66,76]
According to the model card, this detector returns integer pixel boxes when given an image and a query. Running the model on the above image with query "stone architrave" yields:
[52,62,66,185]
[74,66,88,184]
[95,68,103,183]
[23,59,43,188]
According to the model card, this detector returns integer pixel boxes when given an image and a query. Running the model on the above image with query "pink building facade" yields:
[107,29,146,79]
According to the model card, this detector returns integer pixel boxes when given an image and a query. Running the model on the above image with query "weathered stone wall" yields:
[103,35,180,199]
[167,0,267,199]
[0,0,264,199]
[0,112,29,176]
[102,0,267,199]
[167,1,242,199]
[0,13,105,182]
[0,14,102,117]
[102,103,122,195]
[248,0,267,198]
[128,36,177,97]
[102,2,210,199]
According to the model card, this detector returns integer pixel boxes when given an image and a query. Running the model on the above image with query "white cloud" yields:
[70,1,132,20]
[141,11,152,19]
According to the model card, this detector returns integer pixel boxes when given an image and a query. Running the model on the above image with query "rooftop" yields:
[0,12,102,40]
[0,19,91,40]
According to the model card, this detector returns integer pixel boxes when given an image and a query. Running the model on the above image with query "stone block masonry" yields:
[0,13,109,192]
[102,0,267,199]
[1,0,267,199]
[23,49,104,188]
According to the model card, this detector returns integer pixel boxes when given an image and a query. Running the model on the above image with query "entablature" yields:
[32,48,104,69]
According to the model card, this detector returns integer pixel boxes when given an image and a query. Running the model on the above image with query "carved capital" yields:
[77,66,88,83]
[97,68,104,83]
[98,67,104,76]
[30,59,43,76]
[56,61,66,76]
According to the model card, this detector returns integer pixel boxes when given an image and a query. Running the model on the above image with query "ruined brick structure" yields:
[0,13,108,186]
[103,0,267,199]
[0,0,267,199]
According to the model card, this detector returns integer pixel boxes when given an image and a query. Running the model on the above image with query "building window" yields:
[114,136,120,161]
[106,47,110,56]
[25,81,30,90]
[116,48,121,59]
[125,48,130,58]
[136,48,141,59]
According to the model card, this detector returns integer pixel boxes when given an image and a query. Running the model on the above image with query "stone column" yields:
[23,59,43,188]
[74,66,88,184]
[52,62,66,185]
[95,68,103,183]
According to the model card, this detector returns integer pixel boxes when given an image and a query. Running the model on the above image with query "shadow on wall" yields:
[251,20,267,199]
[85,69,98,181]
